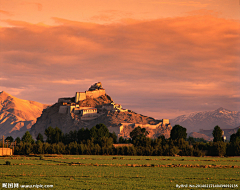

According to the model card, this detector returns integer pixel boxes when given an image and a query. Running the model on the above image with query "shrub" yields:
[5,161,11,165]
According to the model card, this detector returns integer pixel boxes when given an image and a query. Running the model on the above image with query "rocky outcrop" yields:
[31,94,113,138]
[30,83,172,139]
[88,82,103,91]
[188,132,213,141]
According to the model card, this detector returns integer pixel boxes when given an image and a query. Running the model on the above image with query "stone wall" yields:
[162,119,170,125]
[75,92,86,103]
[86,89,105,99]
[75,89,105,103]
[114,121,172,139]
[120,122,161,130]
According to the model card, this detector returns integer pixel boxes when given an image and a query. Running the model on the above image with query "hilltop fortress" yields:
[75,82,106,102]
[54,82,172,139]
[58,82,127,120]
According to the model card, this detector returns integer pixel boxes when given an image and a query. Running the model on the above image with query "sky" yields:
[0,0,240,119]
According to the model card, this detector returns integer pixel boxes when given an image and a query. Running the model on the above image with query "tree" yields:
[158,135,166,146]
[227,128,240,156]
[54,127,63,143]
[164,139,179,156]
[130,127,150,147]
[36,133,44,142]
[119,136,125,143]
[45,126,54,143]
[77,128,90,143]
[5,136,14,143]
[208,141,226,156]
[187,137,195,145]
[130,126,149,140]
[109,132,117,143]
[170,125,187,141]
[212,125,223,142]
[15,137,21,144]
[69,130,78,142]
[45,126,63,144]
[96,123,109,138]
[230,128,240,143]
[21,131,34,144]
[90,123,110,144]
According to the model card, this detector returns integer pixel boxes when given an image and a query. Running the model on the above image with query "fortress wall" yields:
[121,123,160,130]
[75,92,80,103]
[85,91,93,98]
[144,124,159,129]
[162,119,169,125]
[120,125,124,133]
[79,92,86,101]
[86,89,105,99]
[75,92,86,102]
[118,121,172,139]
[69,106,76,113]
[75,89,105,102]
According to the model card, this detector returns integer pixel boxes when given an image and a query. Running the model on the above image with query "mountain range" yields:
[0,87,239,141]
[0,91,48,139]
[170,107,240,133]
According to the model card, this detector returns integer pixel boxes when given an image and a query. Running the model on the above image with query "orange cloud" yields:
[20,2,43,11]
[151,1,209,8]
[0,15,239,118]
[89,10,133,23]
[0,10,12,16]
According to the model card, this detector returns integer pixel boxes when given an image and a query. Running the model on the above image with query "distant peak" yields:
[0,91,11,96]
[216,107,230,112]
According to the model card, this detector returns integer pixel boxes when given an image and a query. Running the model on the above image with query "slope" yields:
[170,107,240,133]
[30,83,172,139]
[0,91,49,139]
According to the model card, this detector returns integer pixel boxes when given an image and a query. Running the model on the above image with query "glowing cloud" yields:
[0,14,239,118]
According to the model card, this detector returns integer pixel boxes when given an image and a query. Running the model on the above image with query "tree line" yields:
[3,124,240,156]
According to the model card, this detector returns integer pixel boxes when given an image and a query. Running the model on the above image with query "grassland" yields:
[0,155,239,189]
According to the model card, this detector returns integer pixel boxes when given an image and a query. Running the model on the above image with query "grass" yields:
[0,155,239,189]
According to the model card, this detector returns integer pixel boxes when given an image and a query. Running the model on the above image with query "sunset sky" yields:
[0,0,240,119]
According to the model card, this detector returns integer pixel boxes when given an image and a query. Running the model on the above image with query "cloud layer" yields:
[1,15,240,119]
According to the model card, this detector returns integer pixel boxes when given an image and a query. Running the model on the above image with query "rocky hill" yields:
[30,83,172,139]
[170,107,240,133]
[197,126,240,141]
[188,132,213,141]
[0,91,48,139]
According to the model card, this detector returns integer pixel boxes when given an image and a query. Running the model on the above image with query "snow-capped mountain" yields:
[170,107,240,133]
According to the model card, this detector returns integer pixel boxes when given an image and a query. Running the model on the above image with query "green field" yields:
[0,155,239,189]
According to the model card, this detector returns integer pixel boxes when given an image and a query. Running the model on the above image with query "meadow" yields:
[0,155,239,189]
